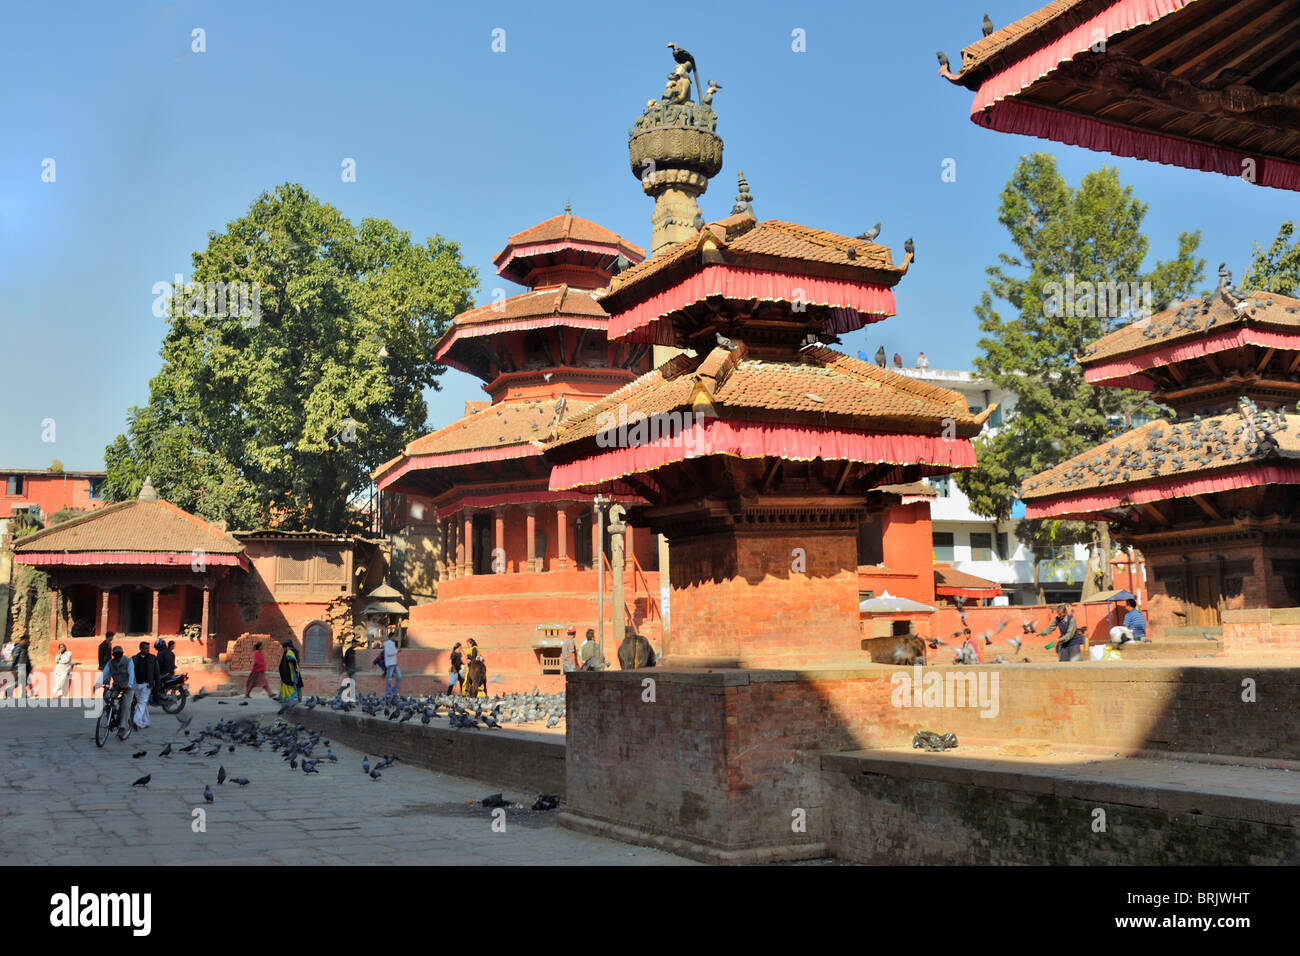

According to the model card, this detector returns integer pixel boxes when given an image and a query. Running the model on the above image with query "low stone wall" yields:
[295,708,565,798]
[561,662,1300,862]
[1223,607,1300,657]
[822,751,1300,865]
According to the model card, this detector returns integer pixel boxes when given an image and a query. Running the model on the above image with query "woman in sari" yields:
[52,643,74,698]
[278,641,302,700]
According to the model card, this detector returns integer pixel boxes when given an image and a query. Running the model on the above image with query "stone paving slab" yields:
[0,699,693,866]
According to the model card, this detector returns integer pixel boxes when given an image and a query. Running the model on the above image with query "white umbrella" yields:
[859,590,936,613]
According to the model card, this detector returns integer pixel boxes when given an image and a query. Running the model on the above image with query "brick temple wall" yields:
[666,529,860,664]
[1222,607,1300,657]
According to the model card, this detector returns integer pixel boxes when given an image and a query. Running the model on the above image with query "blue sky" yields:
[1,0,1292,472]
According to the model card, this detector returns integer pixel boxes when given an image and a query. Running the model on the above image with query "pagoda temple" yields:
[542,65,990,667]
[1021,283,1300,635]
[373,210,663,683]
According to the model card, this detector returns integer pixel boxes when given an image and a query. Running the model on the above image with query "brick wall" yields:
[296,708,565,797]
[564,663,1300,859]
[1223,607,1300,657]
[224,633,282,673]
[666,529,860,665]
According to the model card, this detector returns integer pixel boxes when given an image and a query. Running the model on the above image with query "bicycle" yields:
[94,688,133,747]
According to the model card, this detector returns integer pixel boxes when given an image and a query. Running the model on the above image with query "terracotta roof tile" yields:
[1021,404,1300,500]
[1083,290,1300,367]
[935,565,1002,590]
[447,285,609,330]
[550,344,977,448]
[403,397,587,458]
[951,0,1097,82]
[497,214,644,260]
[14,498,245,555]
[603,218,906,306]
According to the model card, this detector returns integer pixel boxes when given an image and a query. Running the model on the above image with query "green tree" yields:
[104,183,478,531]
[956,154,1204,599]
[1242,221,1300,294]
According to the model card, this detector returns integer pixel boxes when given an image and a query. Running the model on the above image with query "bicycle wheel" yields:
[94,704,111,747]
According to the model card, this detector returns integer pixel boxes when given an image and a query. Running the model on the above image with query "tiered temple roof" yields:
[942,0,1300,191]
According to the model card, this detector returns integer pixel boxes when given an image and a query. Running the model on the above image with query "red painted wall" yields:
[0,472,105,519]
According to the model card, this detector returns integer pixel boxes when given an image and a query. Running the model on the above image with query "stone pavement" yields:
[0,697,692,866]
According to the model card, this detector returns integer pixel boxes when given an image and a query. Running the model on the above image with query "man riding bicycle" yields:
[93,645,136,739]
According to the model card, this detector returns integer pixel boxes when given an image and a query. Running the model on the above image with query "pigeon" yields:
[481,793,510,808]
[1009,637,1023,653]
[716,332,738,351]
[546,713,561,728]
[204,746,220,757]
[302,760,320,774]
[362,756,370,774]
[159,743,172,757]
[1203,632,1217,641]
[692,211,705,230]
[936,51,950,71]
[904,237,914,261]
[179,742,199,753]
[132,750,147,759]
[857,222,881,242]
[369,769,382,780]
[982,12,994,36]
[532,795,560,811]
[232,777,250,786]
[131,774,151,787]
[177,715,193,731]
[217,765,226,785]
[193,689,209,702]
[203,785,214,803]
[239,701,248,706]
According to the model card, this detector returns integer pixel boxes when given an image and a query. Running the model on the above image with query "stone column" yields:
[99,587,109,637]
[609,505,627,641]
[625,523,636,574]
[556,507,569,571]
[526,507,537,572]
[151,588,160,640]
[494,507,505,573]
[462,509,473,576]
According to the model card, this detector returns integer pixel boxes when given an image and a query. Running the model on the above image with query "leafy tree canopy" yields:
[1242,221,1300,295]
[956,154,1204,527]
[104,183,478,531]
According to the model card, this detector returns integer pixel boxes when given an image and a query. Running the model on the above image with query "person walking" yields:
[561,626,580,673]
[383,630,401,699]
[11,636,32,700]
[131,642,158,729]
[278,641,302,701]
[448,642,464,695]
[245,641,274,698]
[52,643,74,698]
[97,634,113,670]
[0,639,15,699]
[93,645,136,739]
[1041,604,1083,662]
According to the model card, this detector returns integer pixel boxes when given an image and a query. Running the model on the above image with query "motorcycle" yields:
[156,672,189,714]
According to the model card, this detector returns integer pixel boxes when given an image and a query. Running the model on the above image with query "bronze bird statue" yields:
[667,43,699,102]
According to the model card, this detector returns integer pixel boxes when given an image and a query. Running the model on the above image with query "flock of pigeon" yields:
[127,711,339,796]
[1025,399,1291,494]
[894,601,1044,666]
[292,689,568,730]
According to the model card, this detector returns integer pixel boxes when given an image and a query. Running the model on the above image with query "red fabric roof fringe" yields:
[936,585,1003,599]
[548,419,976,491]
[14,552,247,569]
[376,443,541,490]
[606,265,898,344]
[1085,327,1300,383]
[1024,463,1300,518]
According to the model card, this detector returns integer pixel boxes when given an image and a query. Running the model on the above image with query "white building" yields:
[892,364,1089,605]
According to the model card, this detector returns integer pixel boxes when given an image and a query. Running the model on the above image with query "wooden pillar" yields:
[50,583,60,643]
[151,587,160,640]
[556,507,568,571]
[526,507,537,572]
[200,582,211,643]
[494,507,505,573]
[443,517,452,580]
[99,587,109,637]
[462,509,473,576]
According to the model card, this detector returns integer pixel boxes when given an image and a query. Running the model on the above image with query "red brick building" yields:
[374,210,664,686]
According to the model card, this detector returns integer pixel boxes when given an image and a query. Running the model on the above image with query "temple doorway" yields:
[1193,575,1220,626]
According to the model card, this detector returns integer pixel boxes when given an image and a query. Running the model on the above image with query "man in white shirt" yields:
[382,629,401,700]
